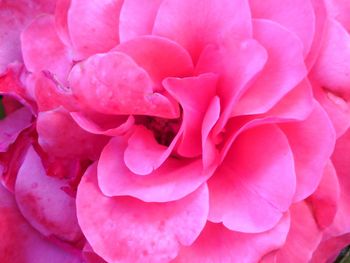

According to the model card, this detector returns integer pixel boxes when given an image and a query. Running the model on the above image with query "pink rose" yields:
[0,0,350,262]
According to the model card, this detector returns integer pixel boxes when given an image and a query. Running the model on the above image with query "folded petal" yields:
[208,124,295,232]
[174,214,290,263]
[115,36,193,88]
[67,0,123,59]
[0,184,83,263]
[119,0,163,42]
[233,19,306,115]
[249,0,315,56]
[98,136,212,202]
[0,107,32,152]
[69,51,179,118]
[280,102,336,201]
[77,163,209,263]
[37,109,109,160]
[21,15,73,83]
[153,0,252,62]
[15,146,82,242]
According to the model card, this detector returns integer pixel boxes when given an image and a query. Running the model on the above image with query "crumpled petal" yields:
[98,136,212,202]
[233,19,306,115]
[119,0,163,42]
[208,124,295,233]
[67,0,123,60]
[15,146,82,242]
[69,51,179,118]
[153,0,252,62]
[77,163,209,263]
[174,214,290,263]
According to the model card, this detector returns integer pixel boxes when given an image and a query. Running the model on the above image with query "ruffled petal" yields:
[37,109,108,160]
[174,214,290,263]
[69,51,179,118]
[208,124,295,232]
[233,19,306,115]
[67,0,123,60]
[280,102,336,201]
[21,15,73,83]
[249,0,315,56]
[98,137,212,202]
[77,163,209,263]
[15,146,82,242]
[119,0,163,42]
[153,0,252,62]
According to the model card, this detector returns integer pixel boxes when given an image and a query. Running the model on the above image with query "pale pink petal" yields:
[208,125,295,232]
[249,0,315,56]
[325,0,350,31]
[163,73,218,157]
[233,19,306,115]
[70,111,134,136]
[0,107,32,152]
[15,146,82,242]
[119,0,163,42]
[308,161,340,229]
[98,136,212,202]
[77,163,209,263]
[195,38,267,134]
[280,102,336,201]
[114,36,193,88]
[67,0,123,60]
[0,184,83,263]
[68,51,179,118]
[21,15,73,83]
[37,109,109,160]
[274,202,322,262]
[174,214,290,263]
[153,0,252,62]
[311,19,350,99]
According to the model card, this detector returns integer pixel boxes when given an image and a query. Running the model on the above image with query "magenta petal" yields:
[119,0,163,42]
[115,36,193,87]
[163,73,218,157]
[77,163,209,262]
[153,0,252,62]
[208,125,295,232]
[69,51,179,118]
[249,0,315,56]
[54,0,72,46]
[174,214,290,263]
[0,107,32,152]
[308,161,340,229]
[280,102,336,201]
[67,0,123,60]
[233,19,307,115]
[274,202,322,262]
[98,137,212,202]
[37,109,108,160]
[0,184,82,263]
[21,15,72,83]
[15,146,82,242]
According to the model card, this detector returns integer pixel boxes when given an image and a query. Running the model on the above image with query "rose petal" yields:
[233,19,306,115]
[153,0,252,62]
[249,0,315,56]
[119,0,163,42]
[77,163,209,263]
[98,136,212,202]
[174,214,290,263]
[21,15,72,83]
[55,0,71,46]
[208,124,295,232]
[115,36,193,88]
[280,102,336,201]
[69,51,179,118]
[15,146,82,242]
[67,0,123,60]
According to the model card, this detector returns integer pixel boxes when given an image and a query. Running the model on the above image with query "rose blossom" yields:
[0,0,350,262]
